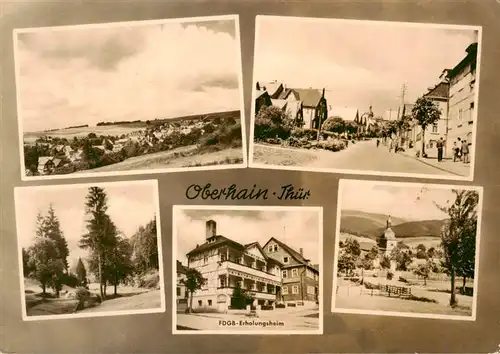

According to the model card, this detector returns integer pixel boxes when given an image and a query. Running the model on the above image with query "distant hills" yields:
[340,210,447,239]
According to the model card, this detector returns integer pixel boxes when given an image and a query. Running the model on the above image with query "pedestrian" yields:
[389,139,393,153]
[461,138,470,164]
[453,140,461,162]
[376,139,380,147]
[437,137,444,162]
[394,140,399,153]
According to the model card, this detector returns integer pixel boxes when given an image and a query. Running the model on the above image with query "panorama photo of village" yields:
[250,16,481,179]
[173,206,322,334]
[332,179,483,320]
[14,180,165,320]
[15,16,246,180]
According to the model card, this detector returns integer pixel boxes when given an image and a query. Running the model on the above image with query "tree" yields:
[40,205,69,272]
[105,236,134,295]
[80,187,117,301]
[411,97,441,157]
[322,117,345,134]
[131,217,158,274]
[337,249,357,275]
[344,238,361,258]
[413,259,434,286]
[253,105,293,140]
[380,255,391,269]
[22,248,33,277]
[436,189,479,307]
[181,268,206,313]
[416,244,428,259]
[76,258,87,286]
[27,237,65,296]
[427,247,436,259]
[231,282,254,309]
[390,243,413,271]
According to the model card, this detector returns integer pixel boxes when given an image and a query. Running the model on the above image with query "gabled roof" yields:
[277,88,294,100]
[186,235,244,257]
[244,242,269,260]
[38,156,53,165]
[176,260,187,274]
[447,42,478,79]
[263,237,310,265]
[259,82,283,98]
[291,88,323,108]
[424,81,449,100]
[271,99,288,110]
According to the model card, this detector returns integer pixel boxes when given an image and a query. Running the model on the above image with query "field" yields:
[24,278,161,317]
[24,125,143,143]
[75,146,243,172]
[252,143,318,166]
[335,276,474,317]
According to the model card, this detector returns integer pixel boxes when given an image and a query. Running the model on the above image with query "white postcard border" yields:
[330,178,484,321]
[171,204,324,335]
[14,179,167,321]
[13,14,248,182]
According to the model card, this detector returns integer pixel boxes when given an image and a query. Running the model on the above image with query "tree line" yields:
[22,187,159,301]
[337,189,478,307]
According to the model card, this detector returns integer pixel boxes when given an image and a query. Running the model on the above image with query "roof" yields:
[291,88,323,108]
[383,227,396,240]
[424,81,449,100]
[271,99,288,110]
[38,156,53,165]
[186,235,244,257]
[285,100,302,119]
[447,42,478,79]
[259,82,283,98]
[263,237,316,270]
[277,88,294,100]
[176,260,187,274]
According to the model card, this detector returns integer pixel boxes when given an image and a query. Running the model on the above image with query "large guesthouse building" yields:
[184,220,319,312]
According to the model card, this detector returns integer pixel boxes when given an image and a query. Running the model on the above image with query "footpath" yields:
[399,149,470,177]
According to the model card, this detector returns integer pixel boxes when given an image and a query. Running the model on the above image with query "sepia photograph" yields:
[331,179,483,320]
[250,16,481,180]
[14,180,165,321]
[14,15,246,181]
[173,205,323,334]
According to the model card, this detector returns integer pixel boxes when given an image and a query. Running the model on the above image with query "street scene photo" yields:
[332,179,482,320]
[173,206,322,334]
[250,16,481,179]
[15,16,245,180]
[14,180,165,320]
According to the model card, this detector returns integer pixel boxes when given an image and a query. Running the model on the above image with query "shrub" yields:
[61,273,80,288]
[315,139,346,152]
[261,305,274,310]
[136,270,160,289]
[290,128,318,140]
[275,303,286,308]
[287,302,296,307]
[253,106,293,141]
[192,306,220,314]
[387,272,394,280]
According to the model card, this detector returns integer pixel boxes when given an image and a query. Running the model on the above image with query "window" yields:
[176,287,181,296]
[219,277,226,288]
[273,245,278,252]
[282,270,288,278]
[283,256,289,264]
[307,286,315,295]
[208,300,212,306]
[203,255,208,265]
[198,300,202,306]
[268,245,273,253]
[282,286,288,295]
[432,123,438,133]
[292,269,298,277]
[292,285,299,294]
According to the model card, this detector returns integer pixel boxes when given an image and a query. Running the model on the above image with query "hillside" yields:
[339,210,407,237]
[370,219,447,239]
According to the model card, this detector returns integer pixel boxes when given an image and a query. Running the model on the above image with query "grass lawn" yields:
[252,144,318,166]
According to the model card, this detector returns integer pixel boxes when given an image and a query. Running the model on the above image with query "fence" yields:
[379,284,412,298]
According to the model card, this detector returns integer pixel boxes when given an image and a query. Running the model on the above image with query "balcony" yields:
[217,286,277,300]
[220,261,281,284]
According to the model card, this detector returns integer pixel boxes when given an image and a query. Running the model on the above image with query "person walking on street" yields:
[437,137,444,162]
[389,139,393,153]
[453,141,461,162]
[376,138,380,147]
[461,138,470,164]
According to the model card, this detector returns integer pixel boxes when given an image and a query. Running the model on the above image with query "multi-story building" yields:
[262,238,319,304]
[446,41,478,159]
[184,220,320,312]
[176,260,188,310]
[185,220,283,312]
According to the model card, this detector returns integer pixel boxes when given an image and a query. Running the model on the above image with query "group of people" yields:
[436,137,470,163]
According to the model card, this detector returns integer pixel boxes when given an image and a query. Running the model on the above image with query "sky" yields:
[16,18,241,132]
[15,182,157,270]
[175,209,320,266]
[254,17,478,118]
[339,181,463,221]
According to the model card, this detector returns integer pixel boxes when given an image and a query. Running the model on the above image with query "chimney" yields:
[299,248,303,256]
[206,220,216,239]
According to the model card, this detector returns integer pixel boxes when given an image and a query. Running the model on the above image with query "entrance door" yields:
[217,294,227,312]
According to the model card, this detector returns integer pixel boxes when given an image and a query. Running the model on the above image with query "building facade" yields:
[263,238,320,304]
[176,260,188,311]
[183,220,319,312]
[446,42,478,159]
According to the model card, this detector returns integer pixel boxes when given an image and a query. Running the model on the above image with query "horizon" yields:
[175,209,321,266]
[341,209,450,223]
[255,17,478,117]
[16,19,242,132]
[16,183,157,270]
